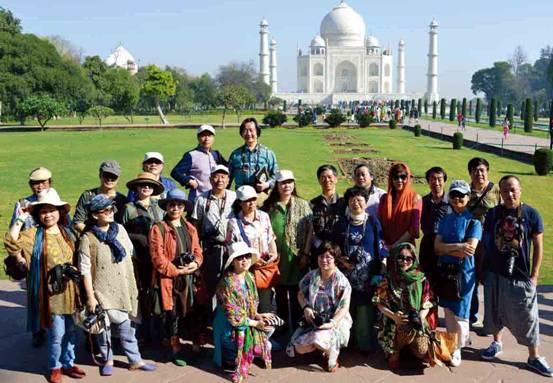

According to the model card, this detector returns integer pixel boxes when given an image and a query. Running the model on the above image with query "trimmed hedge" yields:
[262,110,287,128]
[389,119,397,129]
[414,124,421,137]
[533,148,553,175]
[453,132,463,149]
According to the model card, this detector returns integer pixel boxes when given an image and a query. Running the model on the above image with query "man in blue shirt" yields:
[227,118,278,192]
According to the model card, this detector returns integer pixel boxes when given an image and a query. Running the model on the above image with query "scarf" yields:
[91,223,127,263]
[349,211,367,226]
[378,162,418,245]
[388,242,425,311]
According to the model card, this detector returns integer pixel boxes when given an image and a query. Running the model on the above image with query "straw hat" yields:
[224,242,259,270]
[126,172,164,196]
[28,188,70,213]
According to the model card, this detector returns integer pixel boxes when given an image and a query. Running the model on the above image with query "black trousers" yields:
[275,285,301,330]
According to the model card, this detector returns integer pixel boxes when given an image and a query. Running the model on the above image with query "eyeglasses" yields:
[235,254,252,261]
[30,180,49,186]
[397,255,414,263]
[449,191,467,200]
[392,174,408,181]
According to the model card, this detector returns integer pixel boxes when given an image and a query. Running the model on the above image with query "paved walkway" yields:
[415,119,551,155]
[1,280,553,383]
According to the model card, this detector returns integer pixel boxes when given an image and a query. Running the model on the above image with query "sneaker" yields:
[470,320,484,330]
[450,349,462,367]
[527,356,553,377]
[481,341,503,360]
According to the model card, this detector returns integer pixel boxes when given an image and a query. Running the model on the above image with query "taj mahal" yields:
[259,0,440,105]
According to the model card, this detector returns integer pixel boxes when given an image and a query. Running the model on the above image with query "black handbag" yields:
[436,261,462,301]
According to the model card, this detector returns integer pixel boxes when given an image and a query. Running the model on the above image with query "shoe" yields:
[99,363,113,376]
[328,361,340,373]
[173,352,187,367]
[388,358,400,369]
[527,356,553,377]
[285,342,295,358]
[470,320,484,330]
[62,365,86,378]
[130,362,156,372]
[481,341,503,360]
[450,349,462,367]
[48,368,62,383]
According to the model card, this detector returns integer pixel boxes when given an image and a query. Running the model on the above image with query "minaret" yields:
[269,39,278,94]
[397,40,405,94]
[425,19,439,102]
[259,18,270,85]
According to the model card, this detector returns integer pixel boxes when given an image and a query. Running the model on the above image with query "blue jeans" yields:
[48,314,77,370]
[98,319,142,365]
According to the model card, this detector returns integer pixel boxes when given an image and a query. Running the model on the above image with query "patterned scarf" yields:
[91,223,126,263]
[388,242,425,311]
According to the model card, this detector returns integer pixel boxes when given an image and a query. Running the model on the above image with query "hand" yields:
[530,275,538,286]
[188,179,199,189]
[255,181,268,193]
[460,243,476,257]
[15,210,30,224]
[317,321,334,330]
[303,307,315,325]
[87,296,99,313]
[258,313,276,322]
[253,319,266,330]
[178,262,198,275]
[393,311,409,326]
[256,257,268,267]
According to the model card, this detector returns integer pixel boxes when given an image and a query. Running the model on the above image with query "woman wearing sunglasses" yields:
[378,162,422,250]
[434,180,482,367]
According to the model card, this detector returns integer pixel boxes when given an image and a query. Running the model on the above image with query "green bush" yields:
[449,98,456,121]
[262,110,287,128]
[524,98,533,132]
[414,124,422,137]
[475,98,481,123]
[453,132,463,149]
[324,108,346,127]
[440,98,446,119]
[293,111,311,127]
[432,101,437,119]
[355,112,374,128]
[533,148,553,175]
[389,119,397,129]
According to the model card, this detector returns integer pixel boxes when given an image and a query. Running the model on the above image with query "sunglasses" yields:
[144,159,163,165]
[102,173,118,182]
[137,184,153,189]
[96,206,114,215]
[235,254,252,261]
[30,180,49,186]
[397,255,414,263]
[392,174,408,181]
[449,191,467,199]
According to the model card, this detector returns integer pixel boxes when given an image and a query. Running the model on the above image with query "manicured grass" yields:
[1,126,551,282]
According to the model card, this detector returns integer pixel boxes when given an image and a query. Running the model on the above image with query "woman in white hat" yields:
[261,170,313,332]
[213,242,274,383]
[4,188,85,383]
[226,185,278,314]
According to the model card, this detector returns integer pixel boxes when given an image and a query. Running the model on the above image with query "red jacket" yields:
[149,220,203,311]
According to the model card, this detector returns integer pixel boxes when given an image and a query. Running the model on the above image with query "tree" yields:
[449,98,456,121]
[268,97,284,110]
[533,99,539,122]
[82,55,112,106]
[141,65,176,125]
[497,100,502,117]
[475,98,482,123]
[461,98,467,117]
[88,105,113,127]
[489,98,497,127]
[325,109,346,127]
[216,84,253,127]
[417,98,422,116]
[520,100,526,119]
[471,61,516,103]
[509,45,528,77]
[524,98,533,132]
[432,101,437,119]
[105,68,139,123]
[190,73,217,109]
[0,7,21,34]
[469,100,473,116]
[507,103,514,129]
[424,99,428,114]
[440,98,446,119]
[18,95,66,130]
[262,110,287,127]
[46,35,83,64]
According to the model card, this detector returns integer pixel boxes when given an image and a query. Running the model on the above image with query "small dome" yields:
[398,39,405,46]
[430,18,438,27]
[366,35,380,47]
[260,18,269,27]
[105,45,138,74]
[320,1,366,48]
[270,38,277,46]
[310,35,326,47]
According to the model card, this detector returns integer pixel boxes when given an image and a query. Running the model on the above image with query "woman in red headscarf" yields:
[378,162,422,249]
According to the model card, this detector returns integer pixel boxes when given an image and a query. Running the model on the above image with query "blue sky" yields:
[4,0,553,98]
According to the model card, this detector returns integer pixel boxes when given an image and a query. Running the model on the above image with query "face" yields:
[197,131,214,149]
[318,169,337,192]
[210,172,229,191]
[232,253,252,273]
[470,164,489,185]
[137,184,154,199]
[397,248,415,272]
[30,179,50,195]
[240,198,257,214]
[500,178,522,209]
[348,195,367,215]
[241,122,258,145]
[449,191,469,213]
[391,168,409,191]
[427,172,445,196]
[143,159,164,177]
[317,251,336,272]
[166,201,185,220]
[92,205,115,226]
[38,204,60,228]
[354,166,372,188]
[100,172,119,190]
[277,179,295,199]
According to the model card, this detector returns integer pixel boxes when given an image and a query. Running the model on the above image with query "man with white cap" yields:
[171,125,227,205]
[10,167,53,231]
[191,165,237,298]
[127,152,177,203]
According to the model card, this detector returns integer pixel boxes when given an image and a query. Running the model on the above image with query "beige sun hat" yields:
[224,242,259,270]
[28,188,70,213]
[276,170,295,182]
[126,172,165,196]
[28,167,52,181]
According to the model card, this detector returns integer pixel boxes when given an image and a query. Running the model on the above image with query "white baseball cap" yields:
[236,185,257,201]
[197,125,216,135]
[211,164,230,175]
[276,170,295,182]
[143,152,164,163]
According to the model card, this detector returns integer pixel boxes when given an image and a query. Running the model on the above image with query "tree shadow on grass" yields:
[497,170,534,176]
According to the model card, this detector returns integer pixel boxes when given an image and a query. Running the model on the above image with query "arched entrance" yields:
[334,61,357,92]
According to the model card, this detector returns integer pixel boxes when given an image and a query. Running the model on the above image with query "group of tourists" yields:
[4,117,551,383]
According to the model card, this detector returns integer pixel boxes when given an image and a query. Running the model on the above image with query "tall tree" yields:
[432,101,437,119]
[106,68,139,123]
[0,7,21,34]
[489,98,497,127]
[440,98,446,119]
[461,98,467,117]
[475,98,482,123]
[471,61,516,103]
[141,65,176,125]
[524,98,533,132]
[507,103,514,128]
[449,98,456,121]
[190,73,217,109]
[45,35,83,64]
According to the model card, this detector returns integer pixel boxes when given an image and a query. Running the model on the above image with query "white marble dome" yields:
[105,45,138,75]
[366,35,380,47]
[310,35,326,47]
[320,1,366,48]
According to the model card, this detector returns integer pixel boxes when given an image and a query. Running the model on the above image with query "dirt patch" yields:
[323,134,355,142]
[337,157,425,186]
[334,148,378,154]
[329,142,372,148]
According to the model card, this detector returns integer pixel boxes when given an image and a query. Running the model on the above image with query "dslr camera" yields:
[83,304,106,330]
[173,252,195,267]
[48,263,81,295]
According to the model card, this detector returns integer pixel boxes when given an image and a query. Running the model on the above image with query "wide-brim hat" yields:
[126,172,164,196]
[159,188,188,210]
[28,188,70,213]
[224,242,259,270]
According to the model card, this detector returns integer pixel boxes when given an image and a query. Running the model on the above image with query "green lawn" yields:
[1,126,551,282]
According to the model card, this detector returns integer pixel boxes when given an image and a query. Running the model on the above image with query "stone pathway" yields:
[1,280,553,382]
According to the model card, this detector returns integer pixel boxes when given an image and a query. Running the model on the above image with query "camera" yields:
[83,304,106,330]
[312,311,330,327]
[173,252,195,267]
[48,263,81,295]
[407,309,423,332]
